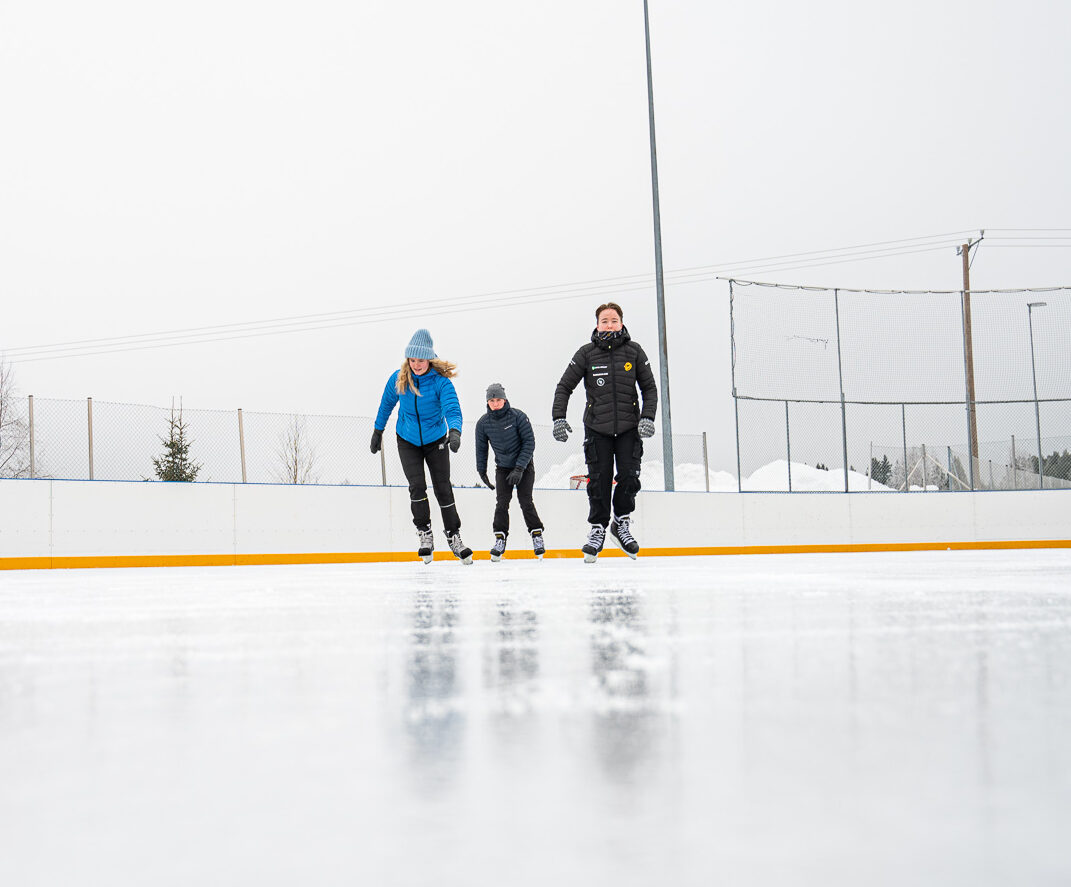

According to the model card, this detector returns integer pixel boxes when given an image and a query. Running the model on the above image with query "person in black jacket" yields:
[475,383,545,561]
[551,302,657,562]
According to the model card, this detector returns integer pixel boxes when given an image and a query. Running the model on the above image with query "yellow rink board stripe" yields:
[2,538,1071,570]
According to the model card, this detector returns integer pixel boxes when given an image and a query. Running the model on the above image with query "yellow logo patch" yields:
[624,362,633,371]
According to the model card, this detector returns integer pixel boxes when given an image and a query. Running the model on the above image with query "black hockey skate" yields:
[531,528,545,560]
[417,525,434,565]
[446,530,473,565]
[490,532,507,563]
[581,524,606,564]
[609,515,640,559]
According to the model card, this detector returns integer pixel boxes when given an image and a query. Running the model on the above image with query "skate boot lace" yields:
[418,527,434,549]
[614,517,636,545]
[587,525,606,547]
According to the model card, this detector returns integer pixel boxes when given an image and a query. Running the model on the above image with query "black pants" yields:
[493,462,543,535]
[584,427,642,527]
[397,434,460,532]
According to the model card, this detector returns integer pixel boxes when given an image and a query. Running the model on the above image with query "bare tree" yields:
[0,355,32,478]
[275,414,319,484]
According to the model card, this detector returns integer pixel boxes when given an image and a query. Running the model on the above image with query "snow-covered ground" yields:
[2,551,1070,886]
[537,454,893,492]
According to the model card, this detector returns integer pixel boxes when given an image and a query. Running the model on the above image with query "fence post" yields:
[901,404,909,492]
[1011,434,1018,489]
[87,397,94,480]
[702,431,710,493]
[380,445,387,486]
[28,395,35,479]
[869,441,873,490]
[833,288,849,493]
[921,443,928,491]
[785,401,792,492]
[238,409,247,483]
[947,446,952,491]
[988,459,994,491]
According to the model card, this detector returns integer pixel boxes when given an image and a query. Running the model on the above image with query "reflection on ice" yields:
[1,551,1070,886]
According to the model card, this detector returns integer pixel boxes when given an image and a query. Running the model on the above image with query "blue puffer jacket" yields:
[375,366,462,447]
[475,401,535,474]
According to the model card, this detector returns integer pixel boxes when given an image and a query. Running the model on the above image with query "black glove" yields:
[448,428,461,453]
[479,471,494,490]
[506,467,524,486]
[370,428,383,454]
[553,418,572,442]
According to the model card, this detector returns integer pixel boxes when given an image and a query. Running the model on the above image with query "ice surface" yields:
[2,551,1070,886]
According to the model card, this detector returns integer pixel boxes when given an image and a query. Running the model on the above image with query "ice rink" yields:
[2,550,1070,886]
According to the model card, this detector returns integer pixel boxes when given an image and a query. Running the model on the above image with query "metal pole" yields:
[730,281,743,493]
[380,444,387,486]
[87,397,94,480]
[1027,302,1046,490]
[643,0,674,491]
[832,288,849,493]
[901,403,908,492]
[958,290,976,490]
[785,400,792,492]
[702,431,710,493]
[988,459,994,491]
[28,395,35,479]
[947,445,952,491]
[1011,434,1017,489]
[921,443,928,492]
[238,409,247,483]
[869,441,873,490]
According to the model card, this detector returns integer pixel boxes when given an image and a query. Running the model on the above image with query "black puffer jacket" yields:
[552,327,658,436]
[475,401,536,473]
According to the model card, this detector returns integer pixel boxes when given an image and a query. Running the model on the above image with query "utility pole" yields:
[643,0,674,491]
[958,233,983,472]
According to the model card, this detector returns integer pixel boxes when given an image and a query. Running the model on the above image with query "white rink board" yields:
[1,478,1070,564]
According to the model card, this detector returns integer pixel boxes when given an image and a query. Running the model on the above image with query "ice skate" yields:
[581,524,606,564]
[446,530,473,565]
[531,529,545,560]
[490,532,507,563]
[609,515,639,559]
[416,525,435,565]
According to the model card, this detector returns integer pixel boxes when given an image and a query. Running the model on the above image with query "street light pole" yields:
[1027,301,1047,490]
[643,0,674,491]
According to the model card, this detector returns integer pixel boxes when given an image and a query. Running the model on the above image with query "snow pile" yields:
[536,454,896,492]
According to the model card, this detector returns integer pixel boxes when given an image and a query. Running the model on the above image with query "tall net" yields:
[730,280,1071,491]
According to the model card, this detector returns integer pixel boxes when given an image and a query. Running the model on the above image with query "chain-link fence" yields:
[730,280,1071,491]
[3,395,715,491]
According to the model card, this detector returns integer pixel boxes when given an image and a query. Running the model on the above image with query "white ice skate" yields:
[531,529,545,560]
[417,525,434,565]
[490,532,507,563]
[609,515,639,559]
[446,531,473,565]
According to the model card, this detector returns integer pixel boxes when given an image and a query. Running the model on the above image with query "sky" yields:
[2,0,1070,472]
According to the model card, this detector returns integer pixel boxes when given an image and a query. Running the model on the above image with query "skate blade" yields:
[535,553,543,561]
[609,534,639,560]
[461,555,473,565]
[583,552,598,564]
[420,554,433,565]
[490,553,502,563]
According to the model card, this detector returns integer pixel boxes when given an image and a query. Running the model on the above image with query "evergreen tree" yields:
[153,405,201,482]
[870,455,893,487]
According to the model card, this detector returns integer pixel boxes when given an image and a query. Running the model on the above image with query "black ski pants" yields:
[397,434,461,532]
[583,427,642,527]
[493,462,543,536]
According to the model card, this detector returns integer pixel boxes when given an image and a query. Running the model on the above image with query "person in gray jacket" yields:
[475,383,545,561]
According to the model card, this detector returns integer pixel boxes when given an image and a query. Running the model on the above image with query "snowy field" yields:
[2,551,1070,886]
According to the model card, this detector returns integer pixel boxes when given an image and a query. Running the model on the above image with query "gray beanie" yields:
[485,382,507,401]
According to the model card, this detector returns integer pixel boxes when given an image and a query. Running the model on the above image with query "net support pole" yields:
[833,288,849,493]
[87,397,94,481]
[902,404,909,492]
[702,431,710,493]
[28,395,35,479]
[729,281,742,493]
[785,400,792,493]
[380,444,387,487]
[238,409,247,483]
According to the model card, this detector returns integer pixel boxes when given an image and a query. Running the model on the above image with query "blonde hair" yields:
[396,358,458,395]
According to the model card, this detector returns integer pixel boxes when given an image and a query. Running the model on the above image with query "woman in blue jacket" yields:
[371,329,472,565]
